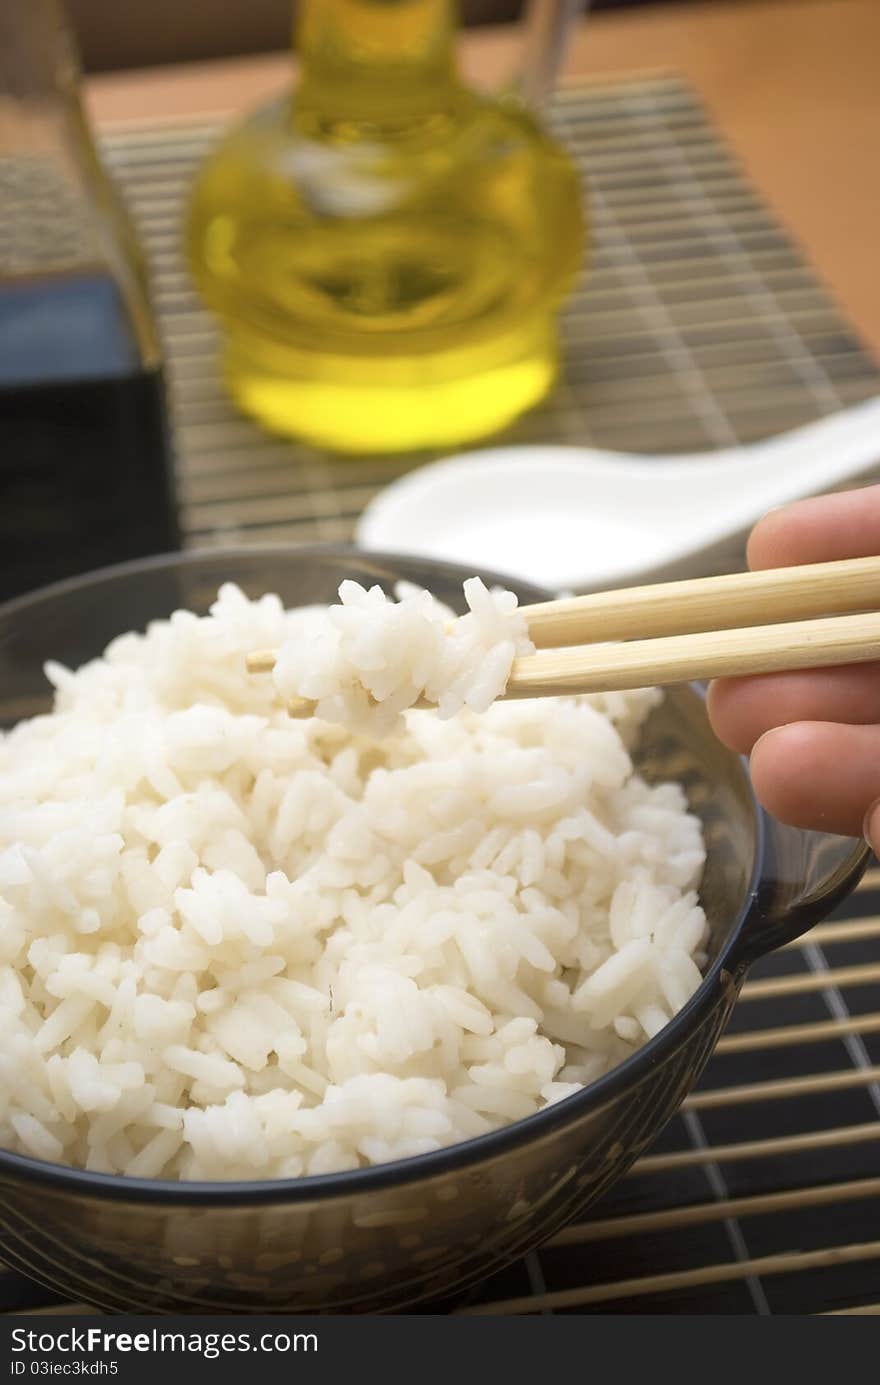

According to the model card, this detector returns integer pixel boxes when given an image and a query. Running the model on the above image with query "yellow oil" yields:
[186,0,586,454]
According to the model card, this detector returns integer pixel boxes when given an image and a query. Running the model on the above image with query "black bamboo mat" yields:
[3,72,880,1317]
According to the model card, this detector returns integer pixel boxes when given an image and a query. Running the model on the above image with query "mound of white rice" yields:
[272,577,535,736]
[0,581,707,1181]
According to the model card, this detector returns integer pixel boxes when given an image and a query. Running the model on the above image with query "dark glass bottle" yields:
[0,0,179,602]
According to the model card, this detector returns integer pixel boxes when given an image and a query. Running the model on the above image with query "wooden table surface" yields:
[86,0,880,361]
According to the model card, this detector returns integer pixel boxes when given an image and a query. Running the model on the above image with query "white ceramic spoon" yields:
[356,397,880,591]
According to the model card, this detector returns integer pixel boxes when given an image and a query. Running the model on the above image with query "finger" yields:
[707,662,880,755]
[749,721,880,837]
[747,485,880,570]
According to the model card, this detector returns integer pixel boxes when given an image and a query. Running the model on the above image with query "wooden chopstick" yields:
[282,609,880,715]
[502,609,880,700]
[251,555,880,712]
[281,606,880,715]
[247,556,880,674]
[519,555,880,649]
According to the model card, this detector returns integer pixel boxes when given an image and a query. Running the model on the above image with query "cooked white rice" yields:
[272,577,535,736]
[0,581,707,1181]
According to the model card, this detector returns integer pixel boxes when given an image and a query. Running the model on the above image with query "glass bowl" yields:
[0,548,867,1312]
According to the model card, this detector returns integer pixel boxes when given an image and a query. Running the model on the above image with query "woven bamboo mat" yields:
[100,73,880,571]
[4,72,880,1317]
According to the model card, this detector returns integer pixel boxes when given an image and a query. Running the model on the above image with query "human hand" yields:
[707,486,880,851]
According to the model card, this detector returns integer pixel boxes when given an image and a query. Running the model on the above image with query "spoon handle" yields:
[702,396,880,488]
[608,396,880,590]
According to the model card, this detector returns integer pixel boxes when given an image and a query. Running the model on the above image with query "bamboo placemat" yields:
[3,72,880,1317]
[98,73,880,575]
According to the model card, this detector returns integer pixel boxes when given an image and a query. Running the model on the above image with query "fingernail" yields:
[749,727,777,759]
[862,797,880,851]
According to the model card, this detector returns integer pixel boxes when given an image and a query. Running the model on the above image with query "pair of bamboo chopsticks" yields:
[246,555,880,709]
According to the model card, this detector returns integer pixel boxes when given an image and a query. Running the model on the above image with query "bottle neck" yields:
[0,0,80,102]
[296,0,459,120]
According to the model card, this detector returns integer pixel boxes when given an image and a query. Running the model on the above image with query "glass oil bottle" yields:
[186,0,586,454]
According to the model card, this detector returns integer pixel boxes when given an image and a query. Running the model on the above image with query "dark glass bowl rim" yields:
[0,545,763,1206]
